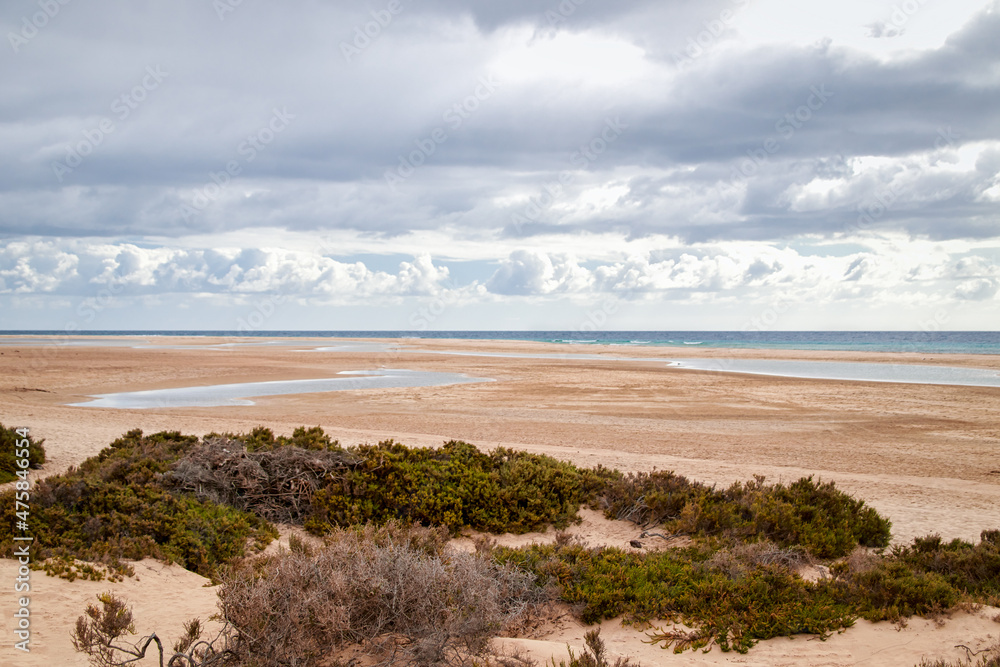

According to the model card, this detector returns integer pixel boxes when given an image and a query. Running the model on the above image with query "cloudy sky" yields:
[2,0,999,331]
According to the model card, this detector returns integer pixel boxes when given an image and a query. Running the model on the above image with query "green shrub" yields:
[493,535,992,654]
[600,472,891,558]
[826,530,1000,623]
[205,424,342,452]
[0,429,276,580]
[493,540,857,653]
[891,531,1000,605]
[305,439,616,535]
[183,427,887,561]
[0,423,46,484]
[832,557,958,622]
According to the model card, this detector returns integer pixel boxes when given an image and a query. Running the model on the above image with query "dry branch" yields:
[167,437,357,523]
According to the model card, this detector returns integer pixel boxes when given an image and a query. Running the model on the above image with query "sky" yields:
[1,0,999,332]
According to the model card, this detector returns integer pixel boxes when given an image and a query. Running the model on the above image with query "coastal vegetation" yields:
[0,422,46,484]
[174,426,614,535]
[600,470,891,558]
[0,429,275,580]
[1,427,997,665]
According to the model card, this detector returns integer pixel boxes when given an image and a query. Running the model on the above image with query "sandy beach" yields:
[2,336,999,666]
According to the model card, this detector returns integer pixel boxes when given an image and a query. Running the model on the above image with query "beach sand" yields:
[2,337,998,665]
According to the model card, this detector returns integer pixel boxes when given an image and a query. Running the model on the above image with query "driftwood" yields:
[167,438,357,523]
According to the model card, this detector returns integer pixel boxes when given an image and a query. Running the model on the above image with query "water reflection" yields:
[668,359,1000,387]
[70,369,493,409]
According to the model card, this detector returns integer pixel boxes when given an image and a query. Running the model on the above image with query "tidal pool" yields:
[403,349,1000,387]
[70,369,493,409]
[667,358,1000,387]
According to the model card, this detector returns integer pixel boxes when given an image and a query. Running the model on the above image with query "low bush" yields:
[831,553,958,623]
[0,422,46,484]
[494,540,858,653]
[218,522,545,666]
[0,429,276,579]
[205,424,342,452]
[184,428,618,536]
[600,471,891,558]
[40,557,132,583]
[829,530,1000,623]
[492,532,992,654]
[303,439,616,535]
[893,531,1000,606]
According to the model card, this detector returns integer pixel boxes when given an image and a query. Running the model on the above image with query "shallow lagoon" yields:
[410,349,1000,387]
[70,369,493,409]
[668,358,1000,387]
[69,357,1000,411]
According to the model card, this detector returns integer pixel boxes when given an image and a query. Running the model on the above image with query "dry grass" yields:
[72,592,232,667]
[218,522,547,666]
[702,540,811,580]
[834,546,883,576]
[549,629,640,667]
[917,641,1000,666]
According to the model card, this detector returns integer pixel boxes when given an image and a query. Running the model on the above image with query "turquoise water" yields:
[3,331,1000,355]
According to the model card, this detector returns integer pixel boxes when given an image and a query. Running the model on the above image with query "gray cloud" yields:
[2,0,998,327]
[1,3,995,237]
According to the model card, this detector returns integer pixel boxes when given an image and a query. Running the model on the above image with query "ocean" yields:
[2,331,999,355]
